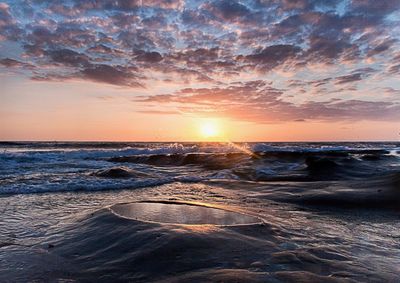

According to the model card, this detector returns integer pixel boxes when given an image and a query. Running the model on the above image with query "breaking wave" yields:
[0,142,399,195]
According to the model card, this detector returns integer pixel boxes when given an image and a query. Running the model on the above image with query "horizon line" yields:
[1,140,399,143]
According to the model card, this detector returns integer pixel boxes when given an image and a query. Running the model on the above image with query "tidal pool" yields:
[110,201,263,226]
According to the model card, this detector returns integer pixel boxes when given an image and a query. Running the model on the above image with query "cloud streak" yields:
[137,80,400,122]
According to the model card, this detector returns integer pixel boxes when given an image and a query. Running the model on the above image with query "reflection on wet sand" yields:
[110,201,263,226]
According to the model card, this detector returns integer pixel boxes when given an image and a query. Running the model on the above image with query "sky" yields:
[0,0,400,141]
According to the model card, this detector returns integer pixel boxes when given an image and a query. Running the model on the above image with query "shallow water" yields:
[1,142,400,282]
[111,201,262,225]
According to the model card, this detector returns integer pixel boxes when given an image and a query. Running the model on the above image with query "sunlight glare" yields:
[199,120,220,139]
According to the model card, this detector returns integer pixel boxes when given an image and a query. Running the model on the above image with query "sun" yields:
[199,120,220,139]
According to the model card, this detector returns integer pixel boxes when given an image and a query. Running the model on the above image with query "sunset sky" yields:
[1,0,399,141]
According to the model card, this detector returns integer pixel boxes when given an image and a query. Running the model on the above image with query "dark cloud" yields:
[134,50,163,63]
[150,47,240,80]
[242,45,302,70]
[47,49,90,66]
[309,78,332,87]
[81,64,143,88]
[305,35,359,64]
[388,63,400,75]
[204,0,251,21]
[367,39,397,57]
[141,14,168,29]
[86,44,125,57]
[170,48,217,63]
[335,68,375,84]
[335,73,363,85]
[0,58,34,69]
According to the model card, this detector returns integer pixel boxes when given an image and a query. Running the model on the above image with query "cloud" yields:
[0,58,34,69]
[0,0,399,122]
[134,50,163,63]
[203,0,252,22]
[335,73,362,85]
[137,80,400,122]
[242,44,302,70]
[138,109,181,115]
[81,64,144,87]
[350,0,400,16]
[72,0,184,12]
[46,49,90,67]
[280,0,311,11]
[86,44,125,56]
[0,2,22,40]
[367,39,396,57]
[304,35,359,64]
[334,68,376,84]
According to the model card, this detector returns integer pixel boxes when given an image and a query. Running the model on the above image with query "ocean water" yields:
[1,142,400,282]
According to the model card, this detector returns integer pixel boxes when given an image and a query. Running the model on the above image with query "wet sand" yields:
[1,177,400,282]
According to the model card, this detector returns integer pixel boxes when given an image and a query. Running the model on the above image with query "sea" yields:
[1,141,400,282]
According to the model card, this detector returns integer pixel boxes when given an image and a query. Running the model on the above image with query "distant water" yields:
[1,142,400,282]
[1,141,399,194]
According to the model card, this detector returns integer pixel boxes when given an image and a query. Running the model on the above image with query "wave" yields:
[1,142,398,167]
[109,152,249,170]
[0,172,203,195]
[0,147,215,194]
[92,167,154,178]
[0,178,161,195]
[251,142,398,153]
[1,142,399,195]
[3,141,398,153]
[108,149,398,181]
[0,143,242,164]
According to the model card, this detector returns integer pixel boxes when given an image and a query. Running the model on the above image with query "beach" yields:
[1,142,400,282]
